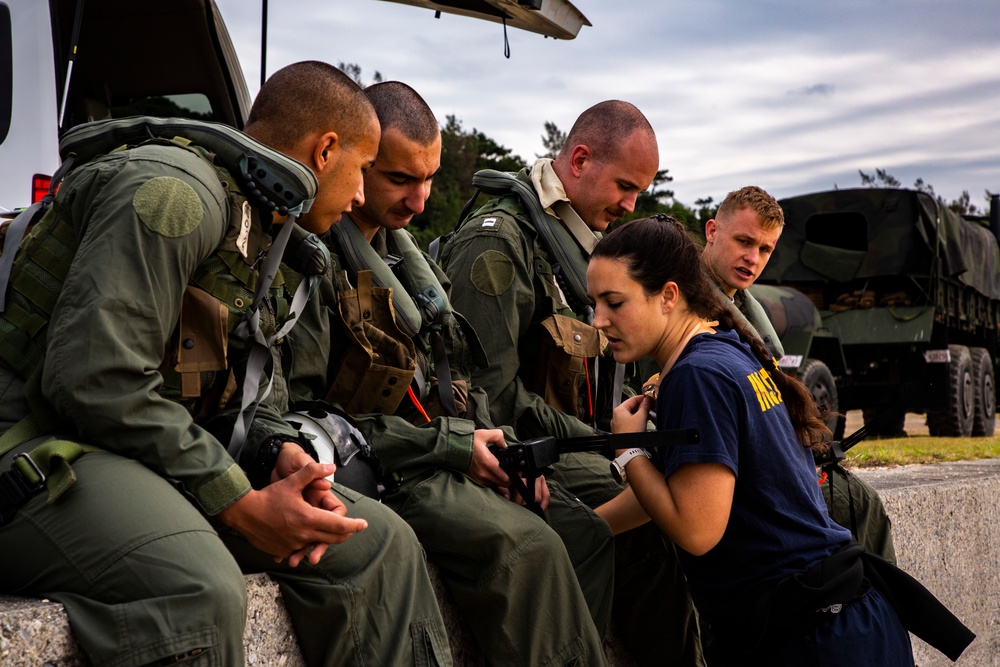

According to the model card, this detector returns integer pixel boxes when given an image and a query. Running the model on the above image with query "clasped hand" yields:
[218,442,367,567]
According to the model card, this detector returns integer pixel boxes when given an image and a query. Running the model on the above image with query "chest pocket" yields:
[158,285,237,423]
[327,270,417,415]
[523,313,606,418]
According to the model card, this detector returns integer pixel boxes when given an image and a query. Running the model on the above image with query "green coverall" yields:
[286,220,615,667]
[438,168,705,667]
[0,139,449,666]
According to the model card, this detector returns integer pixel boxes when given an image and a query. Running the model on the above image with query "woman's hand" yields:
[612,394,653,438]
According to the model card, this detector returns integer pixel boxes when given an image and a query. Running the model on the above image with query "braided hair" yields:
[592,215,831,453]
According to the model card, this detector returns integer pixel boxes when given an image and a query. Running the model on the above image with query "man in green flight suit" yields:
[0,61,451,667]
[701,185,896,563]
[287,80,614,667]
[438,101,704,667]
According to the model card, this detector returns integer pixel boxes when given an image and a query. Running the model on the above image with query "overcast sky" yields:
[215,0,999,210]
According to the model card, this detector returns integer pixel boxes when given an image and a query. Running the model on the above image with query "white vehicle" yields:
[0,0,588,215]
[0,0,250,214]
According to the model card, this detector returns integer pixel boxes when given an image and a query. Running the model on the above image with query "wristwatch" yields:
[610,448,651,484]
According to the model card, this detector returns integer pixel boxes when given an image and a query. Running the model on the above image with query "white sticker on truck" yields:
[778,355,803,369]
[924,349,951,363]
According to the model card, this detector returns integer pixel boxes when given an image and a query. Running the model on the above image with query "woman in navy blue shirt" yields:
[589,216,913,665]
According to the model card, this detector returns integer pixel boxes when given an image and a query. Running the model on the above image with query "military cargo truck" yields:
[753,188,1000,438]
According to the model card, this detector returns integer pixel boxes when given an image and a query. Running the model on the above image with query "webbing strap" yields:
[551,201,598,253]
[13,438,102,503]
[429,328,460,418]
[612,360,626,409]
[0,414,43,459]
[228,218,317,459]
[0,414,102,525]
[591,352,628,423]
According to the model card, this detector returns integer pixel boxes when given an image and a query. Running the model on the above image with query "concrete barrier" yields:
[2,460,998,666]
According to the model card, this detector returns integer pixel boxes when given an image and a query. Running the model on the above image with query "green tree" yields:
[337,62,383,87]
[859,168,901,188]
[857,169,989,216]
[538,121,566,159]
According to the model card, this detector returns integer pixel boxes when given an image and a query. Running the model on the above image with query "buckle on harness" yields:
[0,453,46,526]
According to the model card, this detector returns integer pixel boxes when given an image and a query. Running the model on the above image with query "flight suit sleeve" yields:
[440,211,594,441]
[352,413,476,478]
[41,147,251,516]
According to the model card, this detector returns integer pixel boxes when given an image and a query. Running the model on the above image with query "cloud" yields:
[215,0,1000,207]
[788,84,835,97]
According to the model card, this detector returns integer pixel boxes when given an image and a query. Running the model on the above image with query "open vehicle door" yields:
[377,0,590,39]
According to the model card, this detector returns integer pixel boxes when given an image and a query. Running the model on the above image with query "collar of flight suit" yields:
[529,158,598,254]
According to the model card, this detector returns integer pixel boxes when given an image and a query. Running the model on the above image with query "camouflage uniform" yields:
[439,167,705,667]
[287,218,614,667]
[0,134,450,666]
[710,278,896,563]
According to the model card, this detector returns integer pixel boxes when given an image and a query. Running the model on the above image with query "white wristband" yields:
[610,447,651,484]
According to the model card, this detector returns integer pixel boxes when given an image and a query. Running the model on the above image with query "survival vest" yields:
[326,219,486,422]
[439,168,627,427]
[0,117,322,451]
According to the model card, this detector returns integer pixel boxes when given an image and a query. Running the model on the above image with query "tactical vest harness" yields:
[0,117,322,522]
[331,218,485,420]
[437,169,627,424]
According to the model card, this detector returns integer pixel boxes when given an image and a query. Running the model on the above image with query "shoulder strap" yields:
[470,169,594,317]
[60,116,317,218]
[227,217,321,459]
[330,216,448,337]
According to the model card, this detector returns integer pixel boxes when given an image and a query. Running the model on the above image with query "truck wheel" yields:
[862,407,906,439]
[970,347,996,437]
[927,344,975,437]
[797,358,842,439]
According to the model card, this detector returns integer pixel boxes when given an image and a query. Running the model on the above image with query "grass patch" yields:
[841,436,1000,468]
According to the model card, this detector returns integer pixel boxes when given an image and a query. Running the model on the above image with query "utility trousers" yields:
[0,446,450,667]
[387,467,614,667]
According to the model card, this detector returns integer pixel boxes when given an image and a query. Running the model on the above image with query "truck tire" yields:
[797,358,843,439]
[970,347,996,437]
[927,344,975,437]
[862,407,906,439]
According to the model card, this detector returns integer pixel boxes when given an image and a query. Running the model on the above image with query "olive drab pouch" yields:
[524,313,606,418]
[157,285,236,423]
[327,270,417,415]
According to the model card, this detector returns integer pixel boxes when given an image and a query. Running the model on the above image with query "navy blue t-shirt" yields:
[653,328,851,620]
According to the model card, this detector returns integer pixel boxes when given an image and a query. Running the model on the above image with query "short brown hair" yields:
[559,100,655,162]
[245,61,375,151]
[365,81,439,145]
[716,185,783,230]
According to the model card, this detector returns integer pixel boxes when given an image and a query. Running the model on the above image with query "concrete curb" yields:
[2,460,997,665]
[855,460,1000,666]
